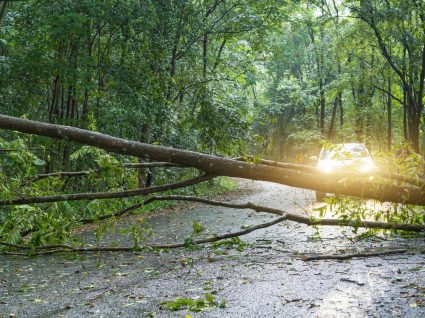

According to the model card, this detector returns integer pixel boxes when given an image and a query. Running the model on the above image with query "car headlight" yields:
[318,160,337,173]
[358,160,376,173]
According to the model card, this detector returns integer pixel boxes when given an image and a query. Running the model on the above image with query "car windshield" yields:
[320,144,369,160]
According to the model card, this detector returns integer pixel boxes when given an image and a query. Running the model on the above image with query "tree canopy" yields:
[1,0,424,159]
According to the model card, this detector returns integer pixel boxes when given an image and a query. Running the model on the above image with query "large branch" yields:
[144,195,425,232]
[78,194,425,232]
[0,115,424,205]
[0,174,212,206]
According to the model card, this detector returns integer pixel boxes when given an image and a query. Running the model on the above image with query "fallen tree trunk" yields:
[237,156,425,189]
[0,114,424,205]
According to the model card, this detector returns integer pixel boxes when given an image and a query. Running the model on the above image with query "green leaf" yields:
[205,293,215,303]
[33,158,46,166]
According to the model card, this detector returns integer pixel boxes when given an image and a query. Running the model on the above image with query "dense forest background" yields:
[0,0,424,167]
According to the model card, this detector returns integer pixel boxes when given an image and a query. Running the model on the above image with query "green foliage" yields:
[119,217,153,249]
[183,237,196,249]
[161,293,225,312]
[250,0,425,160]
[317,195,424,236]
[374,144,424,180]
[0,137,237,248]
[0,135,45,179]
[0,0,280,158]
[212,237,246,252]
[0,0,423,160]
[191,221,205,235]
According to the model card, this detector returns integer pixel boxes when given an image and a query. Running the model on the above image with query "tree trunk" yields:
[319,79,325,133]
[0,0,10,25]
[327,96,338,140]
[202,32,208,78]
[403,86,408,140]
[0,114,423,205]
[338,92,343,131]
[387,72,392,151]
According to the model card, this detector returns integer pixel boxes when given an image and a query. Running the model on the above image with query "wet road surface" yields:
[1,180,425,317]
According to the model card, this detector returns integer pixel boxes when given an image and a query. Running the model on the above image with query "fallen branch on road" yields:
[300,248,411,261]
[77,194,425,232]
[0,216,288,255]
[4,195,425,256]
[144,195,425,232]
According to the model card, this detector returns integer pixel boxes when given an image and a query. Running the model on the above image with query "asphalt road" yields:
[1,180,425,317]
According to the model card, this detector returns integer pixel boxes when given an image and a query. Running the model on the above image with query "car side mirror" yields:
[309,156,318,162]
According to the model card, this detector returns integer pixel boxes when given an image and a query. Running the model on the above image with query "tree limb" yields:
[80,193,425,233]
[0,174,212,206]
[3,194,425,256]
[79,202,144,223]
[144,195,425,232]
[0,216,288,255]
[373,85,403,105]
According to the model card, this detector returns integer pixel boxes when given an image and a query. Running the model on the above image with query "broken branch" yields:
[0,174,212,206]
[0,216,288,255]
[4,195,425,256]
[144,195,425,232]
[75,194,425,231]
